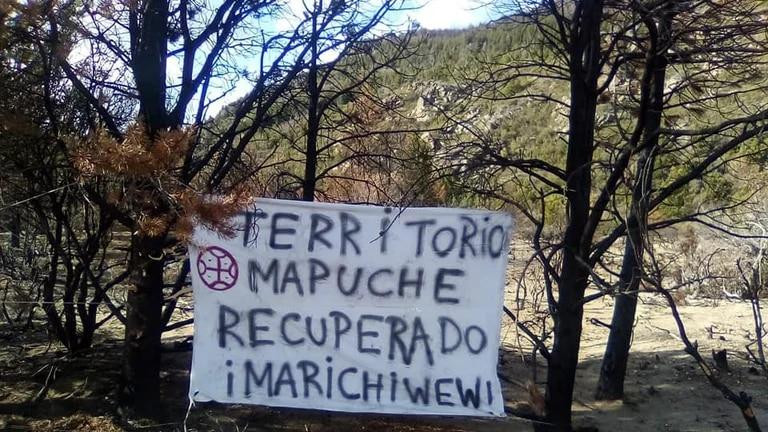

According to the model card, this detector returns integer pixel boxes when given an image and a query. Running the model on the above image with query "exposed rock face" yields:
[410,81,462,120]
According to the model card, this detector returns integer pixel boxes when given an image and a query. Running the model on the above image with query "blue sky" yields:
[197,1,495,117]
[70,0,495,121]
[280,0,494,31]
[407,0,493,29]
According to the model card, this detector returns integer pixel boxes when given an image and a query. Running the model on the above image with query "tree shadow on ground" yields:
[1,327,767,431]
[497,343,768,432]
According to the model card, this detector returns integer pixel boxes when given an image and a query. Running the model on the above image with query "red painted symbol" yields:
[197,246,238,291]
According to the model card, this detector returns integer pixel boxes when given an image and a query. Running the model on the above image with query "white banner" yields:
[188,198,513,416]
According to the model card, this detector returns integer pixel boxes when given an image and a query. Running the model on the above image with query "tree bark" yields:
[596,5,671,400]
[302,1,321,202]
[131,0,169,133]
[594,150,655,400]
[538,3,604,430]
[302,64,319,202]
[596,144,659,401]
[544,258,591,430]
[121,0,171,415]
[122,234,165,415]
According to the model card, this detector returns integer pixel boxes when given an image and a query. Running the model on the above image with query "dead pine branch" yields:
[504,305,552,361]
[738,249,768,378]
[29,360,62,406]
[646,273,762,432]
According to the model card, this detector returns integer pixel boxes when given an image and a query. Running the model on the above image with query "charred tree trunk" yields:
[131,0,169,133]
[121,0,170,416]
[594,149,656,400]
[539,3,604,430]
[544,258,592,430]
[596,6,671,401]
[302,2,321,202]
[42,215,67,346]
[302,67,319,201]
[122,234,165,415]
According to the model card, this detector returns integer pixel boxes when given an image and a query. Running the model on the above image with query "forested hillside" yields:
[4,1,768,431]
[211,21,767,225]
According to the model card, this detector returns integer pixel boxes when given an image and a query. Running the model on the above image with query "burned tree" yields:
[0,2,128,350]
[454,0,768,429]
[596,0,768,401]
[6,0,412,416]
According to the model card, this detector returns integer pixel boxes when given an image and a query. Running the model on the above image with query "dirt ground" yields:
[1,289,767,431]
[556,293,768,432]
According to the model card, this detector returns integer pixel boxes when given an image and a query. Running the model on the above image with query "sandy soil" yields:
[1,290,766,431]
[566,293,768,432]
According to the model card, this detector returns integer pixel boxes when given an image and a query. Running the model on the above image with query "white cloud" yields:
[274,0,305,33]
[408,0,490,30]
